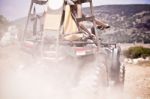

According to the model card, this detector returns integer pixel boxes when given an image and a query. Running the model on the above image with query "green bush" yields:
[124,46,150,59]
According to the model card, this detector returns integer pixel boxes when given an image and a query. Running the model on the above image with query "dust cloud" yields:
[0,45,127,99]
[0,45,78,99]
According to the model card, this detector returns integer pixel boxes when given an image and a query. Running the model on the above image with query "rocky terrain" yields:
[85,4,150,43]
[0,15,9,38]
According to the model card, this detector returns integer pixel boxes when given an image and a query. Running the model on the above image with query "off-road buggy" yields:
[22,0,125,98]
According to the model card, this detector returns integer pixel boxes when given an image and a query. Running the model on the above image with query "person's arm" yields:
[95,18,110,29]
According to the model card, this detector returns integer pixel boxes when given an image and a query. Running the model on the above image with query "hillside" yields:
[12,4,150,43]
[0,15,9,37]
[90,4,150,43]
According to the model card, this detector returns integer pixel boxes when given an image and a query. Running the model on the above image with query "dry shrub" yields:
[124,46,150,59]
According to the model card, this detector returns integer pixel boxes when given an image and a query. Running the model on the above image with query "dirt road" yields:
[124,64,150,99]
[0,45,150,99]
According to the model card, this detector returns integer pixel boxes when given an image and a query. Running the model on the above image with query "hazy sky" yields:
[0,0,150,21]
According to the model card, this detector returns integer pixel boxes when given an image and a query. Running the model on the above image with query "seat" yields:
[61,0,110,43]
[61,0,96,42]
[62,5,87,41]
[43,13,62,30]
[40,0,64,60]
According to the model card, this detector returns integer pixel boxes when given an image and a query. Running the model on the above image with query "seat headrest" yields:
[48,0,64,10]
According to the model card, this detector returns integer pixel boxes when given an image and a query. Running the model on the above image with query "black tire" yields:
[106,46,125,88]
[101,46,125,98]
[110,47,121,84]
[71,54,108,99]
[119,63,125,87]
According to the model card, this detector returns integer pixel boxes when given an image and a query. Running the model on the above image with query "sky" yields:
[0,0,150,21]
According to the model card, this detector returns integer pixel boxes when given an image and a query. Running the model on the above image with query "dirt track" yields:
[124,64,150,99]
[0,44,150,99]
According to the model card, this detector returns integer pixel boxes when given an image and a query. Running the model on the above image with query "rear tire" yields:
[106,46,125,88]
